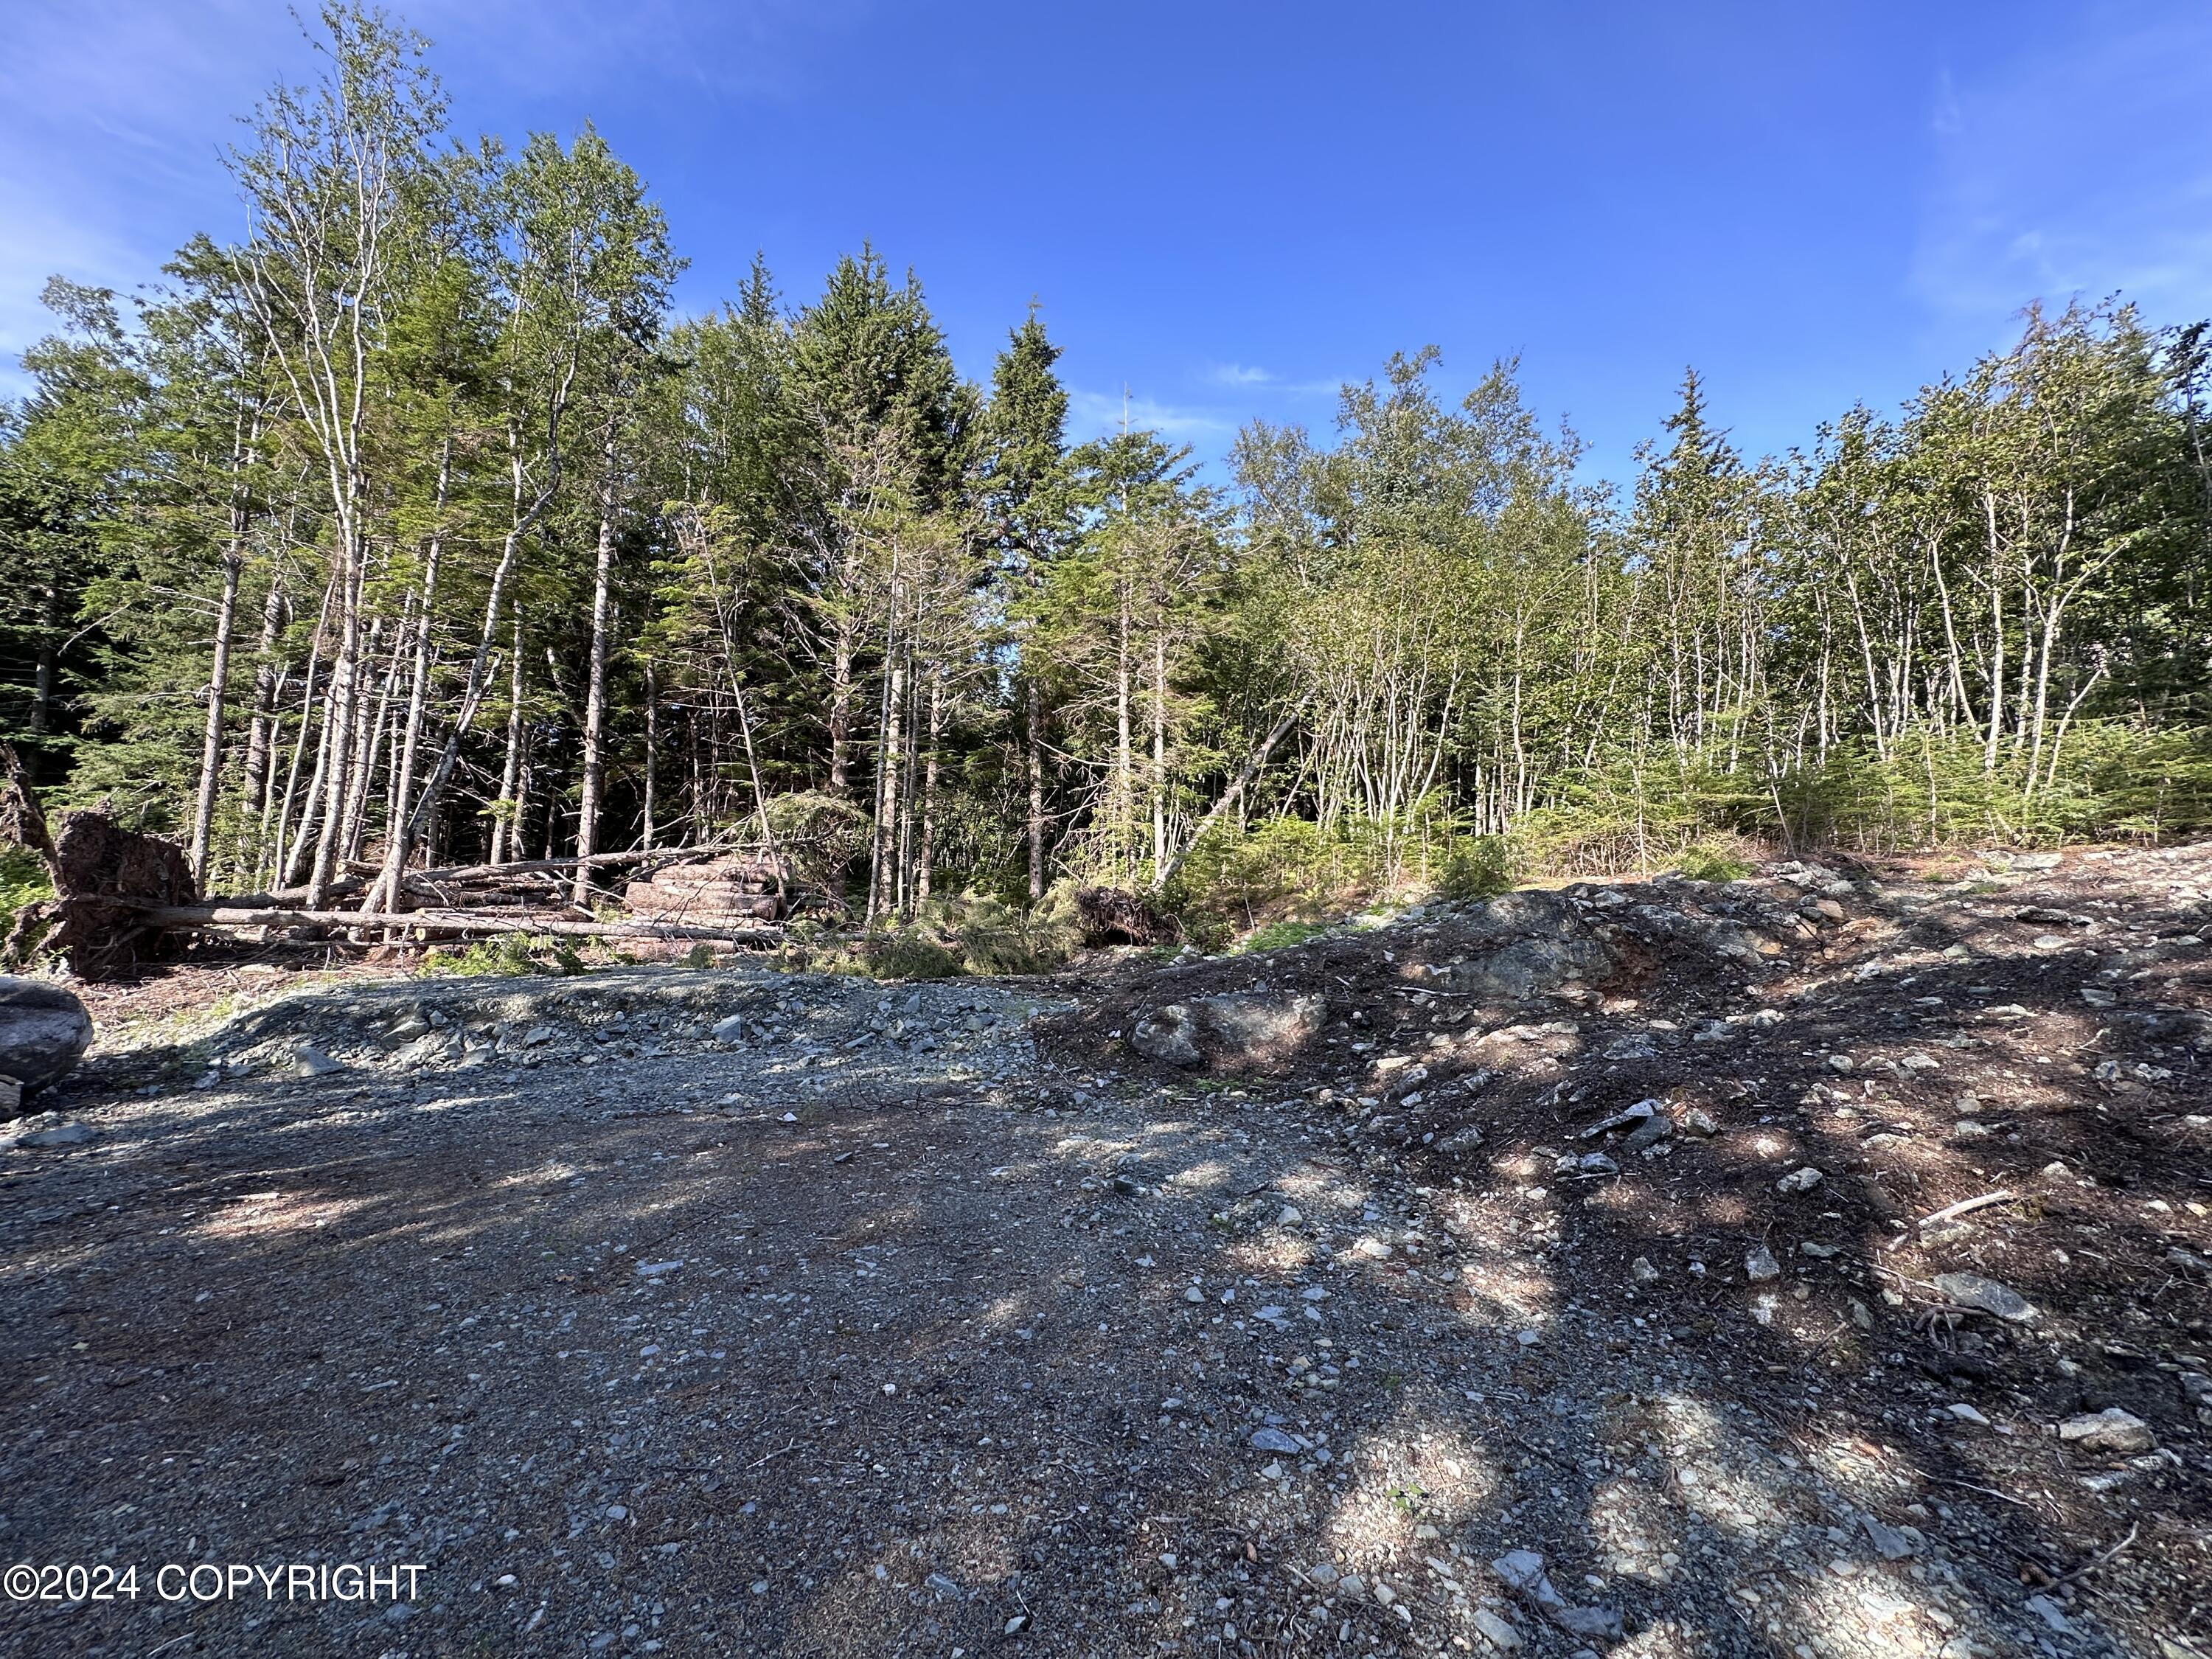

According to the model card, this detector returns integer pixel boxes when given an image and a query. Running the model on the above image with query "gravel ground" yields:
[1,846,2208,1659]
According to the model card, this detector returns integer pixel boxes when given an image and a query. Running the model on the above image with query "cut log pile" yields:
[622,853,791,925]
[2,749,796,980]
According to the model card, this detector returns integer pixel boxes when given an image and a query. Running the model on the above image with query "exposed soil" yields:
[1,844,2207,1659]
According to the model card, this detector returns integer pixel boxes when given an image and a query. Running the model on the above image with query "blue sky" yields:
[4,0,2209,490]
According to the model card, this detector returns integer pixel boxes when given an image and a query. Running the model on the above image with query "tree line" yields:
[4,6,2209,930]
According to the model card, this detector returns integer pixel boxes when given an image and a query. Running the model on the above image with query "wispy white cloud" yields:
[1912,2,2212,327]
[1206,361,1273,386]
[1068,388,1238,442]
[1201,360,1343,396]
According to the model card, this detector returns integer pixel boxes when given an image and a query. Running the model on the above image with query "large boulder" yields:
[1129,991,1324,1072]
[0,976,92,1116]
[1437,889,1621,1001]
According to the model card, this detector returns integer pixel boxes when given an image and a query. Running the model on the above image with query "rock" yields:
[1249,1427,1305,1455]
[1489,1550,1618,1639]
[1775,1166,1825,1194]
[1630,1256,1660,1285]
[2025,1593,2073,1634]
[1861,1515,1916,1560]
[1129,992,1324,1072]
[1950,1119,1992,1141]
[1557,1606,1625,1640]
[1490,1551,1562,1608]
[14,1119,95,1148]
[1470,1606,1523,1651]
[0,976,94,1113]
[2057,1408,2154,1454]
[1745,1245,1781,1282]
[1681,1107,1719,1136]
[293,1044,344,1078]
[1439,890,1624,1001]
[712,1014,748,1044]
[1932,1271,2038,1324]
[1581,1100,1657,1138]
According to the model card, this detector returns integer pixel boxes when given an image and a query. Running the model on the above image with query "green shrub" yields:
[753,790,873,888]
[1675,841,1753,883]
[1237,919,1331,953]
[1,846,54,936]
[865,928,964,981]
[1436,832,1515,900]
[423,932,585,978]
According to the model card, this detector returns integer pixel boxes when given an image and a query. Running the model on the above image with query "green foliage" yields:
[4,3,2208,941]
[1235,919,1331,953]
[863,928,965,981]
[422,932,585,978]
[0,846,54,939]
[785,892,1079,980]
[1675,843,1753,883]
[1436,833,1516,901]
[758,790,873,887]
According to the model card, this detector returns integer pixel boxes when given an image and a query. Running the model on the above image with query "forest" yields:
[4,6,2210,948]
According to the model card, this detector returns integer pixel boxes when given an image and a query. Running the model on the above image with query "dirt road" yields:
[2,849,2207,1658]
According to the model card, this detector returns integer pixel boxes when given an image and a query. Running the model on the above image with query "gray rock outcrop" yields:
[1129,991,1326,1071]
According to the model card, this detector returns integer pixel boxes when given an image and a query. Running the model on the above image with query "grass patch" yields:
[1236,919,1332,954]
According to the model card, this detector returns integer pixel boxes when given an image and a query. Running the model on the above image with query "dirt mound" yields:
[1053,869,1816,1085]
[1041,846,2212,1644]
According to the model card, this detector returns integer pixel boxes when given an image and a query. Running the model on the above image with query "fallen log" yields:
[410,846,731,885]
[130,902,779,946]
